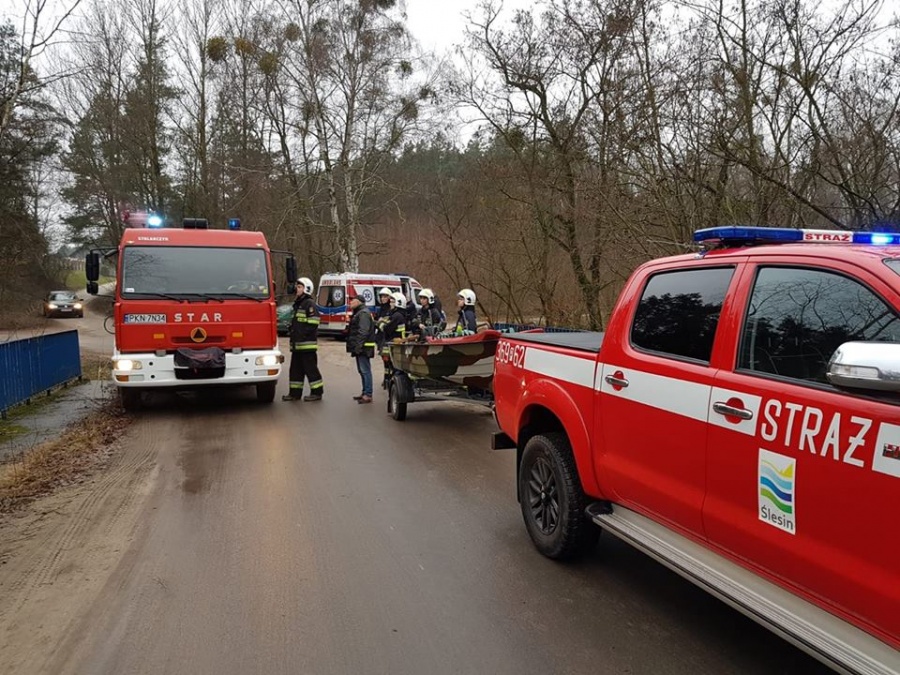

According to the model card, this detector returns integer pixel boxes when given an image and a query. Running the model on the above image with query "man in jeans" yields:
[347,293,376,403]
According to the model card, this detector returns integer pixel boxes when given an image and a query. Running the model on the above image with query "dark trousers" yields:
[356,354,373,397]
[288,349,324,397]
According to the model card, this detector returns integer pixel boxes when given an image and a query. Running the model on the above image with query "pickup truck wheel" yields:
[256,381,277,403]
[120,388,142,412]
[519,433,599,560]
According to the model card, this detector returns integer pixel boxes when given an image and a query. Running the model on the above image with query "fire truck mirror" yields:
[87,281,99,295]
[85,251,100,283]
[285,256,298,284]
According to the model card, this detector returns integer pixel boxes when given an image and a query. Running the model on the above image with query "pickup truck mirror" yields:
[827,341,900,392]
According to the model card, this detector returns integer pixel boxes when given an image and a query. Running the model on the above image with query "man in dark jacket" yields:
[347,292,376,403]
[282,277,324,401]
[454,288,478,334]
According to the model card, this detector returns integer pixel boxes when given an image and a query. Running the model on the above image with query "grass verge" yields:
[65,270,114,291]
[0,385,75,442]
[0,401,130,512]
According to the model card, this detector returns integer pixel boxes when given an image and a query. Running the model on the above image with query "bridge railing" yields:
[0,330,82,417]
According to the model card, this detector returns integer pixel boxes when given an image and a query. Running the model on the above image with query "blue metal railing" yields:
[0,330,82,414]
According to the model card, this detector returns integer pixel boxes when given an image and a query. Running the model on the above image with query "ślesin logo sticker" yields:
[758,449,796,535]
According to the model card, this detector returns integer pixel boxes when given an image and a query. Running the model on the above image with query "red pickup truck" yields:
[492,226,900,675]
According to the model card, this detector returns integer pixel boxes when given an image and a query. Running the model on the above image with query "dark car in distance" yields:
[43,291,84,318]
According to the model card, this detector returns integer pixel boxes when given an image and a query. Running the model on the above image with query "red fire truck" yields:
[86,217,297,410]
[492,226,900,674]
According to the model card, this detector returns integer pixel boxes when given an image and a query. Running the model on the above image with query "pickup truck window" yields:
[739,266,900,384]
[886,259,900,276]
[630,267,734,363]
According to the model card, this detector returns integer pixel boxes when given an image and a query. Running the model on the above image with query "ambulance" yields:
[316,272,423,337]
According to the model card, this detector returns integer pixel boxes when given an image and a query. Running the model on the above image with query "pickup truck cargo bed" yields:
[504,331,604,353]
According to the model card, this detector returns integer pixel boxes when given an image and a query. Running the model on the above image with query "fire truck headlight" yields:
[255,354,281,366]
[114,359,142,371]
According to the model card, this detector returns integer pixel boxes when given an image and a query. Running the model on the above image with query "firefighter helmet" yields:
[391,292,407,309]
[457,288,476,306]
[418,288,435,303]
[297,277,314,295]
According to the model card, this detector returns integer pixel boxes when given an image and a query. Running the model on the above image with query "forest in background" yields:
[2,0,899,328]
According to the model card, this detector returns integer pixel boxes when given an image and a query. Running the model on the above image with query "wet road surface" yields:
[21,335,834,675]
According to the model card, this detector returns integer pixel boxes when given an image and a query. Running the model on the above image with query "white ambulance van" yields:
[316,272,423,337]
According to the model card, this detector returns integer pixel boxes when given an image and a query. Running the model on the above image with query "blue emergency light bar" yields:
[228,218,241,230]
[694,226,900,246]
[146,213,164,228]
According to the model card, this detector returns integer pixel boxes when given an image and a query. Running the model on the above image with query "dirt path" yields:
[0,418,159,674]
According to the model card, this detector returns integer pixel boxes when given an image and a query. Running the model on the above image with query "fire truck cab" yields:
[86,217,296,410]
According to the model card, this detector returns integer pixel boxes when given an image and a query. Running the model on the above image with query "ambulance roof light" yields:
[694,226,900,246]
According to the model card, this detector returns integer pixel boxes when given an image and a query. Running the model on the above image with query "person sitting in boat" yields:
[412,288,445,336]
[379,292,409,388]
[454,288,478,335]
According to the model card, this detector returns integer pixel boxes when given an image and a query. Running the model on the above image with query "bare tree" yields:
[0,0,82,143]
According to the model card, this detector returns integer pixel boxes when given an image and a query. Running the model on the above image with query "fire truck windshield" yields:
[120,246,269,299]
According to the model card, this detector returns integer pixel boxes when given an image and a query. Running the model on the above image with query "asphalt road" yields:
[2,312,834,674]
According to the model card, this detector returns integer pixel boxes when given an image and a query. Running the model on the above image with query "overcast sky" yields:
[404,0,535,54]
[0,0,536,48]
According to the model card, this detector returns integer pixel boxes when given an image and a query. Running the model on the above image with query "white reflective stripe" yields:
[598,363,711,423]
[708,387,762,436]
[523,348,596,389]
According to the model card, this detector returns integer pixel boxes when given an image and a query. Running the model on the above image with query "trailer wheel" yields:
[120,388,142,412]
[518,433,599,560]
[387,374,408,421]
[256,381,276,403]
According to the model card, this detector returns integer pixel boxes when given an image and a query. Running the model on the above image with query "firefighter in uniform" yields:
[411,288,445,337]
[454,288,478,334]
[379,291,408,389]
[282,277,324,401]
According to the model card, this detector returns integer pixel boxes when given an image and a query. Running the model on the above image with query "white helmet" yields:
[418,288,435,303]
[458,288,476,306]
[297,277,314,295]
[378,287,392,299]
[391,291,407,309]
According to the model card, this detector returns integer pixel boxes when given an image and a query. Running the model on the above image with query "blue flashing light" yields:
[853,232,900,245]
[146,213,164,228]
[694,226,900,247]
[694,226,802,243]
[228,218,241,230]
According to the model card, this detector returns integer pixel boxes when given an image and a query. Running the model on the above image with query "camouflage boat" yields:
[388,330,502,391]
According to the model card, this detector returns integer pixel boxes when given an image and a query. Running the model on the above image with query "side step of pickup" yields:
[585,503,898,675]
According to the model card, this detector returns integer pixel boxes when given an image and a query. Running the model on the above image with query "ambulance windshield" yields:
[120,246,269,298]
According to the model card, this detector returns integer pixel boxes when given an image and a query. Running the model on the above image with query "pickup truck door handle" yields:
[604,374,629,388]
[713,401,753,420]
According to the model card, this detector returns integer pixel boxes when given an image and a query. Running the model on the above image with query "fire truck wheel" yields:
[120,388,142,412]
[518,433,599,560]
[256,381,277,403]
